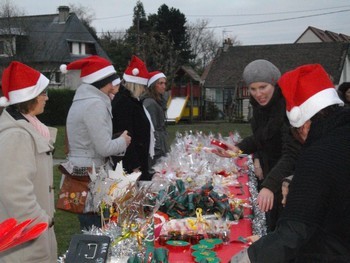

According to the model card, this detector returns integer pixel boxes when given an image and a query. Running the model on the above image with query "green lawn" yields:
[53,122,252,256]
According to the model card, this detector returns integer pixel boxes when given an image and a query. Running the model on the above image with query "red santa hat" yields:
[278,64,344,127]
[123,55,149,85]
[0,61,49,107]
[148,71,166,87]
[60,55,116,84]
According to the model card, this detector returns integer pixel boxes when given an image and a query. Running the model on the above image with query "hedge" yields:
[38,88,75,126]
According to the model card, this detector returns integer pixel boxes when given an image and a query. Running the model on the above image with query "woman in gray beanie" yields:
[217,59,301,232]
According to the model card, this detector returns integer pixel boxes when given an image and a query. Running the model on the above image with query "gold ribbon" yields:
[187,208,209,231]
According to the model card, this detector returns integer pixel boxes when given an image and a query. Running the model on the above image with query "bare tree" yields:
[69,3,98,40]
[187,19,241,72]
[0,0,25,17]
[187,19,221,71]
[0,0,26,59]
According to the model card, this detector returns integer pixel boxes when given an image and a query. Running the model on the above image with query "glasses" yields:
[39,89,48,96]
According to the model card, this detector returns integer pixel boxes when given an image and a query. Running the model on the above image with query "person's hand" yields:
[246,235,261,243]
[253,159,264,180]
[281,175,293,207]
[212,147,232,158]
[212,144,241,158]
[281,181,290,207]
[257,188,274,212]
[121,130,131,146]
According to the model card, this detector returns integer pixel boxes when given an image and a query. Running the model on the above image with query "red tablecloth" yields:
[156,172,252,263]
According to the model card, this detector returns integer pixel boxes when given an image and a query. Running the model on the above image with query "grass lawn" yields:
[53,122,252,256]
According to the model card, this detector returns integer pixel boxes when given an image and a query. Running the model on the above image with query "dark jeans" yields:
[78,213,102,230]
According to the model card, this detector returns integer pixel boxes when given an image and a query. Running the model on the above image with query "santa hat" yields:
[60,55,116,84]
[148,71,166,87]
[123,55,148,85]
[0,61,49,107]
[112,77,121,86]
[278,64,344,127]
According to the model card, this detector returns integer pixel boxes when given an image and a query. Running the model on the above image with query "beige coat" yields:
[0,109,57,263]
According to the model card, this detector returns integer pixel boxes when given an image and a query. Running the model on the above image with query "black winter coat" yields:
[111,86,152,180]
[248,107,350,262]
[237,87,301,193]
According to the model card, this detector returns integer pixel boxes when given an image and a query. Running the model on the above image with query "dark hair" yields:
[91,73,118,89]
[338,82,350,94]
[14,97,38,114]
[338,82,350,103]
[311,104,340,122]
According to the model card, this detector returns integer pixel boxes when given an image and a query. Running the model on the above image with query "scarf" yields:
[22,114,50,140]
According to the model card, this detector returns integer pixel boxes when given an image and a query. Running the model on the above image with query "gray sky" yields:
[10,0,350,45]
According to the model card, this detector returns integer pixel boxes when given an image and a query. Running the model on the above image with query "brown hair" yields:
[147,81,162,103]
[14,97,38,114]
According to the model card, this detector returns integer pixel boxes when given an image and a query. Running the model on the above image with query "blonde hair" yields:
[124,81,146,99]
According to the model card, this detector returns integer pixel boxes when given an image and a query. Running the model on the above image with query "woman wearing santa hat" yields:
[142,70,169,174]
[111,55,154,181]
[61,55,131,230]
[0,61,57,262]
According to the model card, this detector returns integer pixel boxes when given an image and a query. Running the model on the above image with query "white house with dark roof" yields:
[0,6,111,89]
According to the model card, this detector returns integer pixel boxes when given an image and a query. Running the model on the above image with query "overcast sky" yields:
[10,0,350,45]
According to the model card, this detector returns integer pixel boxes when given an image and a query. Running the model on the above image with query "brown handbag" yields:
[56,164,91,214]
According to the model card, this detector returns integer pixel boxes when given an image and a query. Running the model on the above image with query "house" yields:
[0,6,110,89]
[203,42,350,121]
[295,26,350,43]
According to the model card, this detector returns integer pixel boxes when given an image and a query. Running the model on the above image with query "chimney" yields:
[223,38,233,52]
[58,6,70,23]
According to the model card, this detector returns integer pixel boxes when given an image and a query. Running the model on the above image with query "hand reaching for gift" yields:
[211,140,242,158]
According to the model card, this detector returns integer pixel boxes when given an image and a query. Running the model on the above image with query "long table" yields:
[155,172,253,263]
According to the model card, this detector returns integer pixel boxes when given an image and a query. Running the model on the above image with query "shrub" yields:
[39,88,75,126]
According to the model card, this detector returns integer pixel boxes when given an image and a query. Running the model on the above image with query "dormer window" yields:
[68,40,96,55]
[0,38,15,57]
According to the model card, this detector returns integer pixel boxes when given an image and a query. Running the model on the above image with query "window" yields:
[0,38,14,57]
[68,41,96,55]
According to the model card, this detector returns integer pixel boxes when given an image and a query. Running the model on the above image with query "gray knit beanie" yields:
[242,59,281,87]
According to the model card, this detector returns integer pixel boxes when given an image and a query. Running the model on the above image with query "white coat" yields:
[0,109,57,263]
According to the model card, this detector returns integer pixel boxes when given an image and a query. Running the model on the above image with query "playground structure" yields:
[166,66,202,123]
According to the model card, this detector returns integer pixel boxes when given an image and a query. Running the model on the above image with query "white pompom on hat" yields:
[147,71,166,87]
[278,64,344,128]
[123,55,149,85]
[0,61,49,106]
[60,55,116,84]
